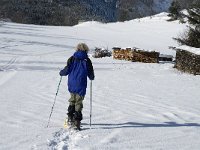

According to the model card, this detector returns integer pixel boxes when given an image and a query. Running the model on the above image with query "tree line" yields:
[0,0,117,26]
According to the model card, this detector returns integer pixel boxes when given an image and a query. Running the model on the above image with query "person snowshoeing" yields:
[59,43,95,130]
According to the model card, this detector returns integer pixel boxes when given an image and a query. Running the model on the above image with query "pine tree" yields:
[187,1,200,25]
[175,1,200,48]
[168,0,181,21]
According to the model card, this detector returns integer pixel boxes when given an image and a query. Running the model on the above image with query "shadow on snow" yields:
[82,122,200,130]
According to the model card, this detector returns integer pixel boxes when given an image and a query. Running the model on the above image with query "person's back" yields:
[60,43,94,130]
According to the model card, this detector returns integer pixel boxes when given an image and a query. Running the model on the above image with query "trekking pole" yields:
[46,76,62,128]
[90,80,92,129]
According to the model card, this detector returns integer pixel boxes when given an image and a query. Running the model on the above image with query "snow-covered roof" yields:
[177,45,200,55]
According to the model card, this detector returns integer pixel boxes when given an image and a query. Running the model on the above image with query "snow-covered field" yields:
[0,13,200,150]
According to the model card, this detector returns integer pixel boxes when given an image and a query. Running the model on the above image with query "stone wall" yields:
[174,49,200,75]
[113,47,159,63]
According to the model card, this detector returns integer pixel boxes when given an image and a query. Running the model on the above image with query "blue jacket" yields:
[60,51,95,96]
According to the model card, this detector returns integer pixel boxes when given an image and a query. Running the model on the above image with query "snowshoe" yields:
[64,116,75,128]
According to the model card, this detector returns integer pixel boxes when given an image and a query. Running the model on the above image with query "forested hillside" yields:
[117,0,196,21]
[0,0,196,25]
[0,0,117,25]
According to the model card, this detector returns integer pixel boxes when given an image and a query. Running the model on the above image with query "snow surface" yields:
[177,45,200,55]
[0,14,200,150]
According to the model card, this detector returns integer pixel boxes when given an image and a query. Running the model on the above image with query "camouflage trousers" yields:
[68,93,84,112]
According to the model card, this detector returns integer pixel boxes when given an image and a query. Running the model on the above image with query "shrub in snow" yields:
[93,47,112,58]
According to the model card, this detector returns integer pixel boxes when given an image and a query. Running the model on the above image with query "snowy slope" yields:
[0,14,200,150]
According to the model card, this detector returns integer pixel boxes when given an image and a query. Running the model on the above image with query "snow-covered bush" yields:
[93,47,112,58]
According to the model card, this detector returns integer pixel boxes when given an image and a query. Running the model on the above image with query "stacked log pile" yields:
[113,47,159,63]
[174,49,200,75]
